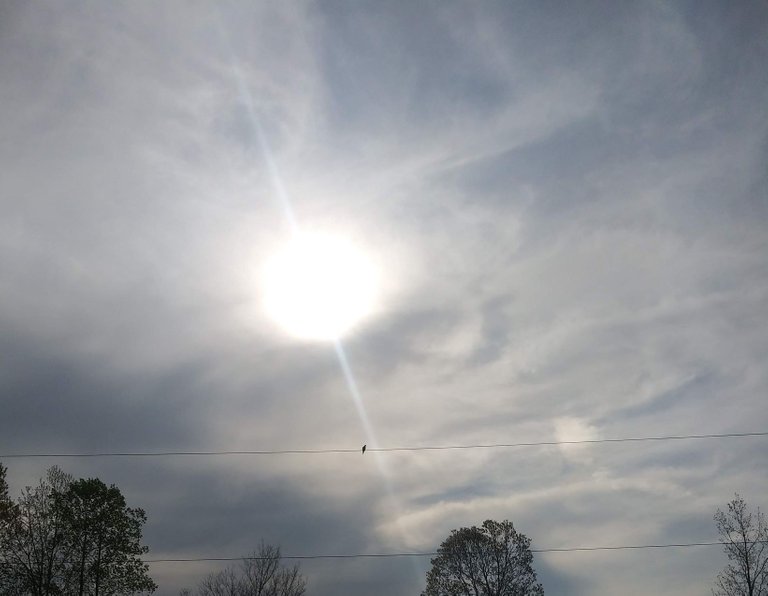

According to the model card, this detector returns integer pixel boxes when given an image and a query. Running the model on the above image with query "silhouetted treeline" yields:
[0,462,156,595]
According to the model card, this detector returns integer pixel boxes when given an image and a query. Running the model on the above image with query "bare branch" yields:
[713,494,768,596]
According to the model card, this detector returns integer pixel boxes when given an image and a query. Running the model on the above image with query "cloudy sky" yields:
[1,1,767,594]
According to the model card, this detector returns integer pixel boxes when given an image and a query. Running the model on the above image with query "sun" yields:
[261,232,378,341]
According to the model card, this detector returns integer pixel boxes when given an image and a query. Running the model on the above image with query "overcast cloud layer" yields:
[1,2,767,595]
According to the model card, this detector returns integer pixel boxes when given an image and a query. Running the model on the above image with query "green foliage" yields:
[0,462,8,503]
[57,478,157,595]
[422,519,544,596]
[0,462,13,523]
[0,465,74,595]
[0,462,16,594]
[0,462,156,596]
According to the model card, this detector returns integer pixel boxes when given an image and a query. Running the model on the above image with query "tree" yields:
[0,462,11,514]
[0,462,17,594]
[0,465,73,595]
[713,494,768,596]
[56,477,157,596]
[422,519,544,596]
[190,542,306,596]
[0,463,157,595]
[0,462,13,532]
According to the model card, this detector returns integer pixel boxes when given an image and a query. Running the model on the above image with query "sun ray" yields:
[214,11,419,579]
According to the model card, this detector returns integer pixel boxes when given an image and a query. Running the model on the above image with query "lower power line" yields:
[144,540,768,563]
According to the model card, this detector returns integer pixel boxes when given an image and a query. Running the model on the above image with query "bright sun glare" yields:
[262,233,378,341]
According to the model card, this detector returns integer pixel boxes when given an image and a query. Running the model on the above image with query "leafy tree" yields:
[56,477,157,596]
[190,542,306,596]
[713,494,768,596]
[0,465,73,595]
[0,462,10,510]
[0,462,17,593]
[422,519,544,596]
[0,463,156,595]
[0,462,13,528]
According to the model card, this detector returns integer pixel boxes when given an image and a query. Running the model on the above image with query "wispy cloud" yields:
[1,2,767,595]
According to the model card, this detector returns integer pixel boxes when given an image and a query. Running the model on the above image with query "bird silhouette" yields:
[362,444,366,454]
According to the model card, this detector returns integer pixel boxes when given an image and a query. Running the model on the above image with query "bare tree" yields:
[240,544,305,596]
[422,519,544,596]
[194,542,306,596]
[198,566,242,596]
[713,494,768,596]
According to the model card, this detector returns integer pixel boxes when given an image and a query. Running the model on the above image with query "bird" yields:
[362,444,366,454]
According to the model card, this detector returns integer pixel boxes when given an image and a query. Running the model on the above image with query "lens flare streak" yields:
[215,9,420,579]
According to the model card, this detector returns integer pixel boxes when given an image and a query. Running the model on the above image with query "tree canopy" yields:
[0,462,156,595]
[422,519,544,596]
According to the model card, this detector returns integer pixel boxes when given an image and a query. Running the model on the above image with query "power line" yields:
[372,431,768,452]
[145,540,768,563]
[1,431,766,459]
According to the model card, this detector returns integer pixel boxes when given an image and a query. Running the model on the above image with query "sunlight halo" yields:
[261,232,379,341]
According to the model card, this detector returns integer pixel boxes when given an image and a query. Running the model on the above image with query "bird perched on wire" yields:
[362,444,366,454]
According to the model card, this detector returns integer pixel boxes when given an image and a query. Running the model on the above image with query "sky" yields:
[1,1,767,594]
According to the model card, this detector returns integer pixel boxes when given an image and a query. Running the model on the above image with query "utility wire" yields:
[144,540,768,563]
[1,431,766,459]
